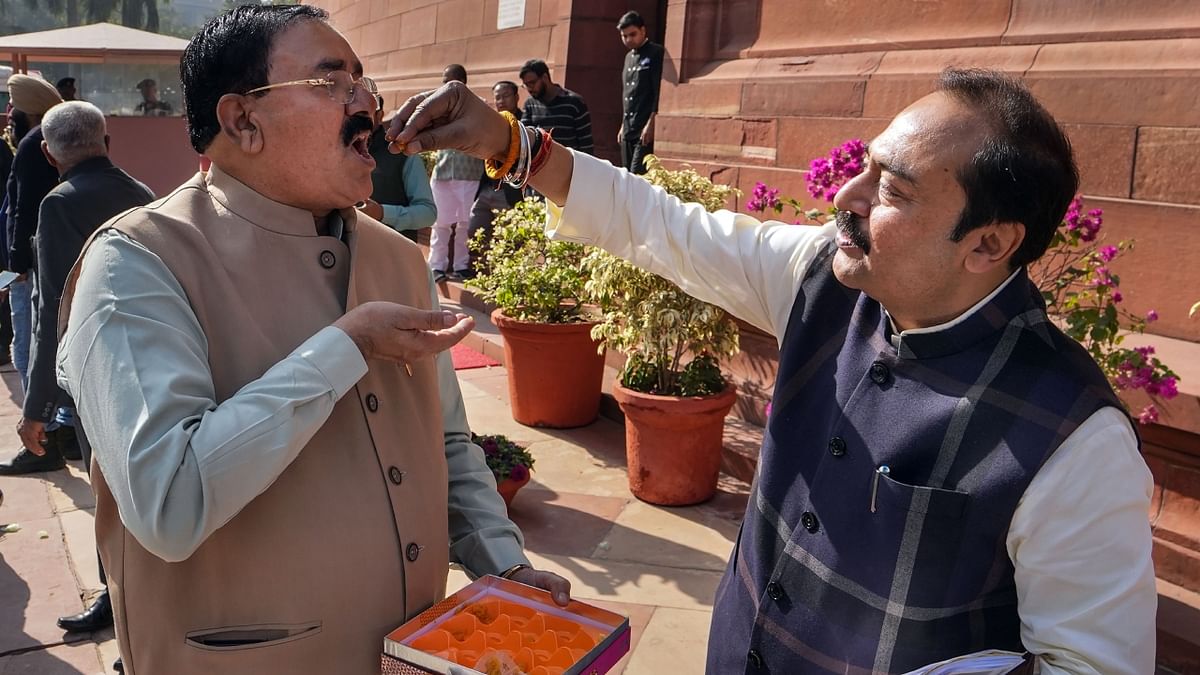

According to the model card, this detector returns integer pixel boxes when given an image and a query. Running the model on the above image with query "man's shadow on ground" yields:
[506,482,745,609]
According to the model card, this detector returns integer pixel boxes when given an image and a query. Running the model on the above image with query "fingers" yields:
[412,315,475,352]
[544,573,572,607]
[390,83,459,150]
[391,307,459,331]
[19,429,46,456]
[400,126,449,156]
[385,90,432,148]
[510,568,573,607]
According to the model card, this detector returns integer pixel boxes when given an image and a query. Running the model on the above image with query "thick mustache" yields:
[835,210,871,253]
[341,115,374,146]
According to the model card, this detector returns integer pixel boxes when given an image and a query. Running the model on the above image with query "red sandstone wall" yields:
[658,0,1200,344]
[106,116,198,198]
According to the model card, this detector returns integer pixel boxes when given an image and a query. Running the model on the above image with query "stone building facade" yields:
[320,1,1200,667]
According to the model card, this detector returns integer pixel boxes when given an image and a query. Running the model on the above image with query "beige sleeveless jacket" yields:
[61,168,449,674]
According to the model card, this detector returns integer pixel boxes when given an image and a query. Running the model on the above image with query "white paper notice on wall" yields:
[497,0,526,30]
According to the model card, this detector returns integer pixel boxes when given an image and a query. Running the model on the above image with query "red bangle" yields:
[528,128,554,178]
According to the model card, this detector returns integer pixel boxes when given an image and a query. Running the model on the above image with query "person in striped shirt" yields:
[518,59,593,155]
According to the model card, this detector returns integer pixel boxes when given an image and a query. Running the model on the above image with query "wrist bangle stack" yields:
[485,111,521,180]
[528,128,554,179]
[504,124,533,190]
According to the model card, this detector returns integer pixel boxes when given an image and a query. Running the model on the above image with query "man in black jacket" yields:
[0,74,64,475]
[17,101,153,642]
[616,11,663,174]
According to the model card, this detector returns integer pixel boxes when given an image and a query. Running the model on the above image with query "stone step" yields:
[1156,578,1200,674]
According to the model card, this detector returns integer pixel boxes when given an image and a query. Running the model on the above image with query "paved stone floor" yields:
[0,354,750,673]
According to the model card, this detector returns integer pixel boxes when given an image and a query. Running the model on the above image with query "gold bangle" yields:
[485,111,521,179]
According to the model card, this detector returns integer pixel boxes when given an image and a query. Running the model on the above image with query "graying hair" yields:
[42,101,108,167]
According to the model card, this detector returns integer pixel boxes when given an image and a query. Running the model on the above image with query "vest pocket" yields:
[185,621,322,652]
[875,471,969,520]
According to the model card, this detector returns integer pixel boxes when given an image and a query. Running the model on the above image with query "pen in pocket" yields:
[870,465,890,513]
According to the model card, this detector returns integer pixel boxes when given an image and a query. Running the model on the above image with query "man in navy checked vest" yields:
[388,67,1157,674]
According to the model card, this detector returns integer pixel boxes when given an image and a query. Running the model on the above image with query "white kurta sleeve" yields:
[545,150,835,340]
[57,231,368,562]
[1007,406,1157,674]
[431,276,529,576]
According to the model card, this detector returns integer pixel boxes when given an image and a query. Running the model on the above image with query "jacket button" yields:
[766,581,784,602]
[406,542,422,562]
[748,648,764,669]
[801,511,819,533]
[870,361,890,384]
[319,250,336,268]
[828,436,846,457]
[366,393,379,412]
[388,466,405,485]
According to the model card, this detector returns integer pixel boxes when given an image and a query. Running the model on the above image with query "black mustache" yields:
[835,210,870,253]
[341,114,375,146]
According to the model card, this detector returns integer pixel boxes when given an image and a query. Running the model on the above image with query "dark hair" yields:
[519,59,549,80]
[617,11,645,30]
[443,63,467,84]
[493,80,518,95]
[938,68,1078,269]
[56,77,75,88]
[180,4,329,153]
[9,108,32,144]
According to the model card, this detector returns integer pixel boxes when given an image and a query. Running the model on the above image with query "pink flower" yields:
[1138,405,1159,425]
[1146,310,1159,322]
[1112,290,1123,303]
[746,181,781,213]
[1098,245,1118,262]
[1157,376,1179,400]
[1063,196,1102,241]
[480,438,500,455]
[508,464,530,482]
[806,139,867,202]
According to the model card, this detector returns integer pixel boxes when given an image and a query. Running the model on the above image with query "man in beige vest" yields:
[55,6,569,674]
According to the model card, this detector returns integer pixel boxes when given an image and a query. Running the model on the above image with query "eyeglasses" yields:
[246,71,380,108]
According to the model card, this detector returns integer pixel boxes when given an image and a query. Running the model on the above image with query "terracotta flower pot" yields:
[613,382,738,506]
[492,309,605,428]
[496,473,531,508]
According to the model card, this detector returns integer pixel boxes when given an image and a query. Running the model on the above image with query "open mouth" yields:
[349,129,374,165]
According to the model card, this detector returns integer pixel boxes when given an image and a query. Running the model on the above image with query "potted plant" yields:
[467,197,605,428]
[583,156,741,506]
[473,433,536,507]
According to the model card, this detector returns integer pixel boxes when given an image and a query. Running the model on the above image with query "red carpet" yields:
[450,344,500,370]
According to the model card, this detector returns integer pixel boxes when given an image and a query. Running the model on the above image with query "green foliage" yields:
[471,433,535,482]
[420,150,437,177]
[466,197,593,324]
[583,156,741,396]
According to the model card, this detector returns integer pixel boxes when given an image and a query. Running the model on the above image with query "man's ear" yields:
[214,93,265,155]
[964,221,1025,274]
[39,140,60,172]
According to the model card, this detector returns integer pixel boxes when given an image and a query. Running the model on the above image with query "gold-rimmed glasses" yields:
[246,71,380,108]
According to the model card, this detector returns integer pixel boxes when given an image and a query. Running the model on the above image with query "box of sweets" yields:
[382,575,630,675]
